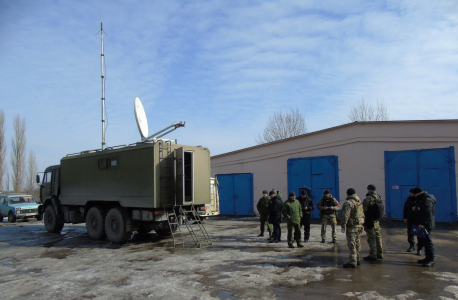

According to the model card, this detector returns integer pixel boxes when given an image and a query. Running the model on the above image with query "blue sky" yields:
[1,0,458,174]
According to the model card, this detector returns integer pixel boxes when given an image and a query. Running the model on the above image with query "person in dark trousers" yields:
[297,189,314,242]
[256,190,272,238]
[412,187,435,267]
[269,190,283,243]
[403,189,421,254]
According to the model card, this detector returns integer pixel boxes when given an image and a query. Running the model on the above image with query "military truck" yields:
[37,140,212,243]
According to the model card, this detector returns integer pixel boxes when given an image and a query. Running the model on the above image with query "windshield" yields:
[9,197,36,204]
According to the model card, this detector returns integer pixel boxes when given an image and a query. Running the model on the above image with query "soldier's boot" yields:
[332,238,337,244]
[288,244,294,248]
[258,232,264,237]
[377,255,383,260]
[343,263,357,268]
[321,239,325,243]
[407,245,415,252]
[357,261,361,266]
[417,258,428,264]
[304,233,309,243]
[422,256,435,267]
[363,255,378,261]
[417,249,422,256]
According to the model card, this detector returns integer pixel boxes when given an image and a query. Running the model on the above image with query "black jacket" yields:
[297,195,314,216]
[415,192,436,229]
[269,195,283,224]
[403,196,416,221]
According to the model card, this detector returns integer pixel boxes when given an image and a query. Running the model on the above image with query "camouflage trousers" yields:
[346,227,363,266]
[366,221,383,257]
[321,214,337,240]
[287,222,302,246]
[260,214,272,234]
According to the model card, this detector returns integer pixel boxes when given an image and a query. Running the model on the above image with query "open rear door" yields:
[175,147,185,205]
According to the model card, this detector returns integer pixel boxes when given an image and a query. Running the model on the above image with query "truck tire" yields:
[44,205,64,233]
[36,214,43,221]
[86,206,107,240]
[8,212,16,223]
[105,207,132,243]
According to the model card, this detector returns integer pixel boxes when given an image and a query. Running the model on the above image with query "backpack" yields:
[373,194,385,220]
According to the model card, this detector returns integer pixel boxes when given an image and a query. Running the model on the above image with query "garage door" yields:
[287,156,340,219]
[385,147,457,222]
[216,173,254,216]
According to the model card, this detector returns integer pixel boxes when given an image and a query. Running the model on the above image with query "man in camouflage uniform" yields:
[256,190,272,237]
[317,189,340,243]
[363,184,383,261]
[340,188,365,268]
[282,192,303,248]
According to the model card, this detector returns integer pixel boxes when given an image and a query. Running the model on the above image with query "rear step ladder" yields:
[179,205,212,248]
[166,208,185,249]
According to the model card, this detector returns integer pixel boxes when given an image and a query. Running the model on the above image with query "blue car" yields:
[0,193,42,223]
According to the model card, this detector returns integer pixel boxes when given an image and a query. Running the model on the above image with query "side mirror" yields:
[36,174,41,185]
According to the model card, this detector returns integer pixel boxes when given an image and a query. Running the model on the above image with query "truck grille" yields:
[21,209,37,214]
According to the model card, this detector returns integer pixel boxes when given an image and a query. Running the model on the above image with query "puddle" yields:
[11,268,42,275]
[215,291,238,299]
[40,248,75,259]
[0,257,17,267]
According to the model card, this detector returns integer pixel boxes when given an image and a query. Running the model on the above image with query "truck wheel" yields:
[44,205,64,233]
[86,206,107,240]
[105,207,132,243]
[8,212,16,223]
[36,214,43,221]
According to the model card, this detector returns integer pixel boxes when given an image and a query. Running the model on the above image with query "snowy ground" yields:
[0,217,458,299]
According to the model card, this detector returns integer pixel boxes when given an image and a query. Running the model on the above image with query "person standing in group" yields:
[340,188,365,268]
[298,189,314,242]
[257,190,272,238]
[269,190,283,243]
[413,187,436,267]
[363,184,383,261]
[282,192,304,248]
[404,189,421,254]
[317,189,340,243]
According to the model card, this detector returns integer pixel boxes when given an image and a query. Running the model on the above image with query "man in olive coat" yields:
[256,190,272,237]
[340,188,365,268]
[282,192,303,248]
[317,189,340,243]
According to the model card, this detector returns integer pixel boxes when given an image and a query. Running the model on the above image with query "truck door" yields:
[40,171,53,201]
[175,147,194,205]
[0,197,7,216]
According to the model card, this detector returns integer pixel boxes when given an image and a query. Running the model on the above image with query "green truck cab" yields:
[37,140,213,243]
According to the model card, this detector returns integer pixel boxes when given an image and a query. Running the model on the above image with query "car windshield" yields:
[9,197,36,204]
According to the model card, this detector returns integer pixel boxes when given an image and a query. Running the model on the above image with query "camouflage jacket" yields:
[317,196,340,216]
[340,194,365,232]
[282,198,302,224]
[256,196,271,215]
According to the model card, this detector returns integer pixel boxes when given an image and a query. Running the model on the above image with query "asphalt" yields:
[0,217,457,299]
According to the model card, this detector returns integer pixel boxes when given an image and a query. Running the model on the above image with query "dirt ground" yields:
[1,217,458,300]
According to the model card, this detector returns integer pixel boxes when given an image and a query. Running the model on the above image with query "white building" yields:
[211,120,458,222]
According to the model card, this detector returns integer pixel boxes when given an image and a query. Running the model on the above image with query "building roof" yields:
[211,119,458,159]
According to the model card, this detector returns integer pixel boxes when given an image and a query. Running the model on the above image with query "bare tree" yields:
[0,110,6,191]
[10,115,26,192]
[26,151,38,199]
[255,108,308,144]
[349,98,390,122]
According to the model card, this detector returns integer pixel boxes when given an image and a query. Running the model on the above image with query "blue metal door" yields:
[216,173,254,216]
[385,147,457,222]
[288,156,339,219]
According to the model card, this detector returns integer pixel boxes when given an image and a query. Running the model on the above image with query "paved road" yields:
[0,217,457,299]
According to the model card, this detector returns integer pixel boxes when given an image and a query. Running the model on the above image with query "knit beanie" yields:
[289,192,296,197]
[301,189,307,196]
[347,188,356,195]
[367,184,376,191]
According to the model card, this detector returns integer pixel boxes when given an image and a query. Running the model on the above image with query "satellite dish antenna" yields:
[134,97,149,141]
[134,96,185,142]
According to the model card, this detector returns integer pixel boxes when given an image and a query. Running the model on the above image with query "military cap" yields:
[269,190,276,196]
[262,190,268,194]
[323,189,331,195]
[412,187,423,194]
[367,184,376,191]
[346,188,356,195]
